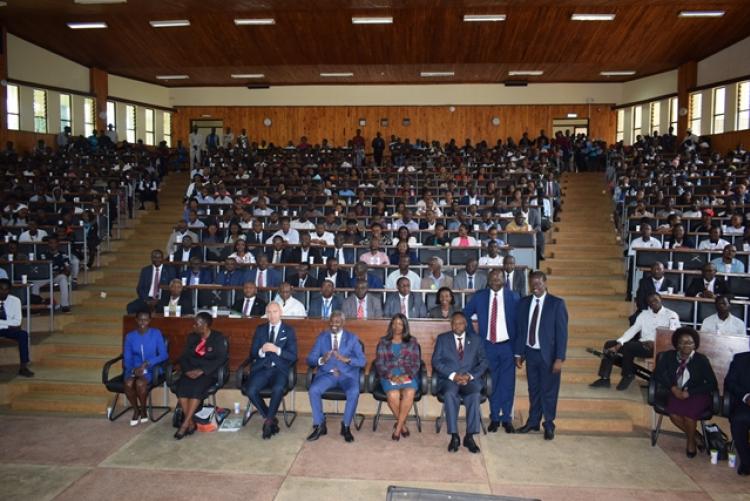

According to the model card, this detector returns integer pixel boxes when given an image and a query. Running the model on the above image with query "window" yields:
[83,97,95,137]
[615,109,625,142]
[6,84,19,130]
[738,81,750,131]
[632,105,642,140]
[650,101,661,134]
[669,96,678,133]
[712,87,725,134]
[33,89,47,133]
[144,108,154,145]
[106,101,116,130]
[60,94,72,132]
[125,105,136,143]
[163,112,172,147]
[689,92,702,135]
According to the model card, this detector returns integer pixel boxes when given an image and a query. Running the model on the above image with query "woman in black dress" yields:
[174,312,228,439]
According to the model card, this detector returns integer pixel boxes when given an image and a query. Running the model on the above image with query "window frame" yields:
[712,87,726,134]
[737,81,750,131]
[83,97,96,137]
[32,88,48,133]
[59,93,72,132]
[689,92,702,136]
[144,108,155,146]
[163,112,172,147]
[6,84,20,131]
[631,105,642,141]
[125,104,136,143]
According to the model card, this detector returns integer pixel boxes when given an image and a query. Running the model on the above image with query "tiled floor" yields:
[0,414,746,501]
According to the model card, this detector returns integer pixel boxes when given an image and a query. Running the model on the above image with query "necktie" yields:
[529,299,540,346]
[676,356,689,387]
[323,299,330,319]
[335,249,341,263]
[332,333,339,351]
[401,297,407,316]
[269,325,276,344]
[490,292,498,343]
[468,276,474,289]
[258,270,265,287]
[151,267,161,298]
[0,301,6,320]
[243,298,251,316]
[457,337,464,360]
[357,298,365,319]
[274,250,281,263]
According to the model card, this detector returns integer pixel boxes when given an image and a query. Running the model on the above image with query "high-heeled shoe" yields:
[186,425,197,435]
[400,426,410,438]
[392,424,400,441]
[174,430,186,440]
[686,448,697,458]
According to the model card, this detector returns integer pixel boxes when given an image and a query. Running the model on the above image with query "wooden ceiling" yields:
[1,0,749,86]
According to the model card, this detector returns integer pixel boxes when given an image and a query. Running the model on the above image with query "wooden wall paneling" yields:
[89,67,108,132]
[677,61,698,139]
[6,130,57,153]
[708,129,750,154]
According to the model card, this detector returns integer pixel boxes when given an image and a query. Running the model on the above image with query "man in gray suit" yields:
[342,280,384,319]
[522,197,545,261]
[453,258,487,291]
[384,277,427,319]
[503,255,526,296]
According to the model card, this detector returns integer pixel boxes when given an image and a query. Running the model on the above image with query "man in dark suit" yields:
[172,235,202,263]
[685,263,728,298]
[464,270,521,433]
[318,257,350,289]
[231,281,267,317]
[246,219,265,245]
[126,249,177,314]
[631,262,675,324]
[247,255,282,289]
[503,255,527,296]
[384,277,427,319]
[156,278,194,316]
[308,280,343,318]
[181,256,214,285]
[349,262,384,289]
[323,233,356,265]
[342,279,383,319]
[725,352,750,476]
[286,262,320,289]
[284,231,322,265]
[244,302,298,439]
[515,271,568,440]
[266,236,289,265]
[215,258,247,286]
[432,312,488,453]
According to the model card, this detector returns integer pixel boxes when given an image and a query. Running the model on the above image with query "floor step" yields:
[10,391,109,414]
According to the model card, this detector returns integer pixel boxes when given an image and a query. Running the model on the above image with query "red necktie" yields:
[258,270,265,287]
[457,337,464,360]
[357,299,365,319]
[195,338,207,357]
[528,299,540,346]
[401,297,407,315]
[151,267,161,298]
[243,298,251,316]
[490,292,498,343]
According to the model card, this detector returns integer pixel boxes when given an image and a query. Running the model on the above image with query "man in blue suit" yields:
[515,271,568,440]
[181,256,214,285]
[246,254,282,289]
[244,302,298,439]
[432,312,488,453]
[464,269,520,433]
[126,249,177,314]
[307,280,343,318]
[214,258,246,286]
[306,311,366,443]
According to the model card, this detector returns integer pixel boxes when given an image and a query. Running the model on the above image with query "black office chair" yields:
[101,342,171,422]
[431,369,492,434]
[367,357,429,432]
[166,337,230,410]
[305,340,367,430]
[235,360,297,427]
[647,351,720,450]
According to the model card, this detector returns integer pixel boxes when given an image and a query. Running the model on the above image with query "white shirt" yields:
[487,289,509,343]
[398,294,410,318]
[698,238,730,251]
[229,252,256,264]
[479,255,503,267]
[703,278,716,294]
[149,265,163,299]
[385,269,421,290]
[629,237,662,256]
[274,295,306,317]
[179,248,192,262]
[0,294,22,329]
[700,313,746,337]
[267,229,300,245]
[618,306,679,344]
[19,229,48,243]
[291,219,315,230]
[311,231,335,246]
[526,293,546,349]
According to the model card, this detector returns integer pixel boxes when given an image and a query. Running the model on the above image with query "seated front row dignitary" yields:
[232,281,267,317]
[244,302,298,439]
[306,311,366,443]
[375,314,421,440]
[126,250,177,314]
[653,327,718,458]
[0,279,33,377]
[157,279,194,316]
[173,312,228,440]
[725,351,750,476]
[432,312,488,453]
[123,310,168,425]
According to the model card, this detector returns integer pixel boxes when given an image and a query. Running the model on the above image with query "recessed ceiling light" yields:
[234,18,275,25]
[156,75,189,80]
[149,20,191,28]
[351,17,393,24]
[231,74,265,79]
[320,72,354,77]
[678,10,725,18]
[463,14,506,22]
[67,22,108,29]
[600,70,636,76]
[571,13,616,21]
[420,71,454,77]
[508,70,544,76]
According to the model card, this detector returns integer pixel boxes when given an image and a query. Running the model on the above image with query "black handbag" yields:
[704,423,729,460]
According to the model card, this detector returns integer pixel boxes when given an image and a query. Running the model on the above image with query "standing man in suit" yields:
[157,279,194,316]
[454,259,487,291]
[515,271,568,440]
[232,281,267,317]
[126,250,177,314]
[503,255,527,296]
[342,279,383,319]
[384,277,427,319]
[306,310,366,442]
[631,262,675,324]
[432,312,488,453]
[244,302,298,439]
[464,269,520,433]
[725,352,750,476]
[308,280,343,318]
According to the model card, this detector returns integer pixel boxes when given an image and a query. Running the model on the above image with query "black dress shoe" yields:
[488,421,500,433]
[18,367,34,378]
[616,375,635,391]
[262,421,273,439]
[502,421,516,434]
[341,425,354,443]
[589,378,610,388]
[738,464,749,476]
[517,423,541,434]
[448,434,460,452]
[174,430,186,440]
[463,434,481,453]
[686,448,697,458]
[544,427,555,440]
[306,422,327,441]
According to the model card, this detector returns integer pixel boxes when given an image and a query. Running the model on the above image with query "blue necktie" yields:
[468,276,474,289]
[323,300,330,319]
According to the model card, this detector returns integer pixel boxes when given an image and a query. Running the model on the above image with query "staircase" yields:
[4,172,189,415]
[515,171,649,433]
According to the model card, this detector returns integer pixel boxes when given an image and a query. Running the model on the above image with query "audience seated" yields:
[0,278,33,377]
[308,280,343,318]
[232,282,267,317]
[342,280,383,319]
[384,277,427,319]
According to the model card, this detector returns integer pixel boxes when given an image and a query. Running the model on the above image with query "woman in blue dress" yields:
[123,310,168,426]
[375,313,422,441]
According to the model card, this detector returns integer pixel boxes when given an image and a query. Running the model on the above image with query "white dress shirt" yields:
[149,265,163,299]
[479,255,503,267]
[0,294,23,329]
[229,252,256,264]
[448,332,474,382]
[312,231,335,246]
[267,229,300,245]
[487,289,509,343]
[385,270,421,290]
[526,293,546,349]
[19,229,48,243]
[274,295,306,317]
[698,238,730,251]
[700,313,746,337]
[628,237,663,256]
[618,306,679,344]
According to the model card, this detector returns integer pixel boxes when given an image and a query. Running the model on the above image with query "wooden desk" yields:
[122,316,454,373]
